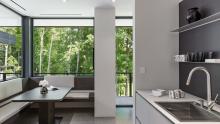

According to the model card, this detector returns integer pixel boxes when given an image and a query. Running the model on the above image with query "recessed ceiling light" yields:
[112,0,116,3]
[62,0,67,3]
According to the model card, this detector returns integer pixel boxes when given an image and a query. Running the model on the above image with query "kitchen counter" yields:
[136,90,220,124]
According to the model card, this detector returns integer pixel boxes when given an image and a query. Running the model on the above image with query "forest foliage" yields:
[0,26,133,96]
[0,27,22,75]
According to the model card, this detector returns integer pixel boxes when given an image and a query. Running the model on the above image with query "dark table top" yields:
[12,87,72,102]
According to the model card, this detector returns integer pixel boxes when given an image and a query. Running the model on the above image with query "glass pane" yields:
[116,26,133,97]
[33,19,94,76]
[0,5,22,81]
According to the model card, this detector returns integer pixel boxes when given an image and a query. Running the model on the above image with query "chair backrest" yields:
[44,75,74,88]
[0,78,23,100]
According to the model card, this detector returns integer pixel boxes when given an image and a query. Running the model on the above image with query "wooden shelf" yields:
[172,12,220,33]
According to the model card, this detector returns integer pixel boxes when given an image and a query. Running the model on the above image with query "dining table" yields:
[12,87,72,124]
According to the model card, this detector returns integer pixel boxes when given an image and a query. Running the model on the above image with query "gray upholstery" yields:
[22,77,41,92]
[68,77,94,99]
[44,75,74,88]
[0,102,29,123]
[65,92,90,99]
[0,78,30,123]
[73,76,94,90]
[0,78,22,101]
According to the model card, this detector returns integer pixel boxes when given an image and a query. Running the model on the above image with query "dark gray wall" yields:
[179,0,220,103]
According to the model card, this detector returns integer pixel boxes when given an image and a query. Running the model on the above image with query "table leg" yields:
[38,102,55,124]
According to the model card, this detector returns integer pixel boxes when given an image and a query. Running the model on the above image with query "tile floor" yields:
[4,107,133,124]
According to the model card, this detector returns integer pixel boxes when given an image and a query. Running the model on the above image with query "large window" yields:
[116,19,133,97]
[32,18,133,97]
[0,5,22,81]
[33,19,94,76]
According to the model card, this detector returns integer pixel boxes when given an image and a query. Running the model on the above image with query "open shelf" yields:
[172,11,220,33]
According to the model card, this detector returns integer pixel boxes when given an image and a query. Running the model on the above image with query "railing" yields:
[0,73,21,81]
[34,72,133,97]
[0,65,21,81]
[34,73,94,77]
[116,73,133,97]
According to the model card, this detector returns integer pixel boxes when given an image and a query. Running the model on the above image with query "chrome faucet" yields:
[186,66,217,110]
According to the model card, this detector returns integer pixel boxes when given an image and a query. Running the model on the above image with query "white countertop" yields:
[136,90,220,124]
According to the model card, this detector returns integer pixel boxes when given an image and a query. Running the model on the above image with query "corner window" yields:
[0,5,22,81]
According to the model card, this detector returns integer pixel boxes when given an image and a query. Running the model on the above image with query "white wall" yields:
[95,7,116,117]
[134,0,179,90]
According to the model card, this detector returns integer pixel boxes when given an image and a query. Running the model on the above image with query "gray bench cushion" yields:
[65,92,90,99]
[65,90,94,99]
[0,99,11,108]
[0,102,30,123]
[0,78,30,123]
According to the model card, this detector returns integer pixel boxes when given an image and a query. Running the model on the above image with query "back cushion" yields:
[44,75,74,88]
[0,78,23,100]
[74,76,94,90]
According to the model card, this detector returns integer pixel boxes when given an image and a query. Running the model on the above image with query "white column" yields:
[134,0,179,90]
[95,7,116,117]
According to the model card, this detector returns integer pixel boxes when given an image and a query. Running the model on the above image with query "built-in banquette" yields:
[0,76,94,123]
[0,78,30,124]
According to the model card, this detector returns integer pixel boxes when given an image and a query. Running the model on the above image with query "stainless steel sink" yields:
[156,102,220,122]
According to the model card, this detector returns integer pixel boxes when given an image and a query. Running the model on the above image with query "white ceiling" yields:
[0,4,21,26]
[0,0,132,17]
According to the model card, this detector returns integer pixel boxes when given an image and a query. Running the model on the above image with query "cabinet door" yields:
[135,117,141,124]
[136,93,173,124]
[136,93,151,124]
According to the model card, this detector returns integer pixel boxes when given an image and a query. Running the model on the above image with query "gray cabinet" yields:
[135,93,173,124]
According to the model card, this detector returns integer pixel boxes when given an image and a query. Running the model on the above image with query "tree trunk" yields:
[125,37,129,96]
[4,45,8,68]
[75,51,80,74]
[39,29,45,73]
[47,35,54,73]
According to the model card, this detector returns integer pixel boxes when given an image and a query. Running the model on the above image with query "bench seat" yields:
[0,99,12,108]
[65,90,94,99]
[0,78,31,123]
[65,92,90,99]
[0,102,30,123]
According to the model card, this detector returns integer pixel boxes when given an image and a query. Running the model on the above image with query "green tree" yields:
[33,27,94,75]
[0,27,22,76]
[116,27,133,96]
